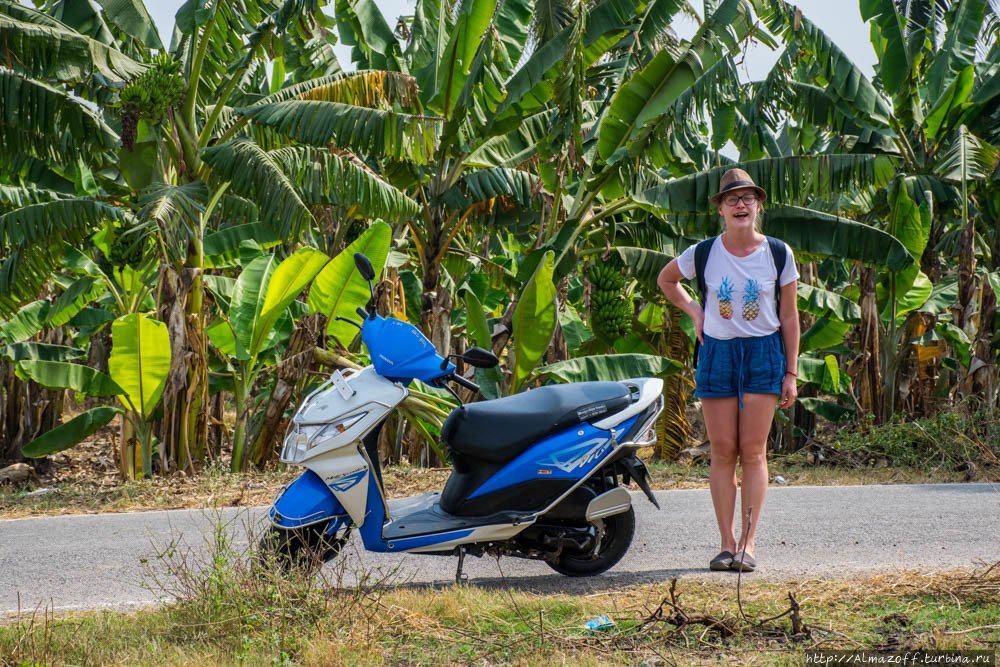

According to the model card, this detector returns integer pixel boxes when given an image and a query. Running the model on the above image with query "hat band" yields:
[719,180,759,193]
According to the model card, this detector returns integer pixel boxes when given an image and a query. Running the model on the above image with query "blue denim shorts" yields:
[695,332,785,409]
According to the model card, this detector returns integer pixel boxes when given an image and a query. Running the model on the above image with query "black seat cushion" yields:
[440,382,631,464]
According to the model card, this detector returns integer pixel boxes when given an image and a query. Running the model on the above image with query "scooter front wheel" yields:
[546,507,635,577]
[258,523,347,574]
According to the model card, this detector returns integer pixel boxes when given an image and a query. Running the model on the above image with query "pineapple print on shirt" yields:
[743,278,761,320]
[718,276,735,319]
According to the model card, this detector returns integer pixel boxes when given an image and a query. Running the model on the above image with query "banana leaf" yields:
[800,316,851,353]
[15,359,123,396]
[1,342,85,362]
[21,406,122,458]
[309,221,392,347]
[510,250,557,393]
[251,247,329,359]
[229,254,277,362]
[108,313,171,418]
[532,353,681,383]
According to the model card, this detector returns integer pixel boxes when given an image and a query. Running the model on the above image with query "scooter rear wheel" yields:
[259,523,347,574]
[546,506,635,577]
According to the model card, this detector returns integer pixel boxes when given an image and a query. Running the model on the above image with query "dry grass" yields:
[4,457,986,519]
[3,553,998,666]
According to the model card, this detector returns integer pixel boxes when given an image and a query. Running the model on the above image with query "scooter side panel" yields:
[468,416,640,500]
[306,447,370,526]
[269,469,349,529]
[357,473,499,553]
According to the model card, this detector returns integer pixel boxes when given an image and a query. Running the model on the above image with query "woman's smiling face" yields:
[717,187,760,231]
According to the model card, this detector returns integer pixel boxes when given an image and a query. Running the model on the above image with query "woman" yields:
[657,168,800,572]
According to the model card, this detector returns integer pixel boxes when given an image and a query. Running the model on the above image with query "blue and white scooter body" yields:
[267,254,663,574]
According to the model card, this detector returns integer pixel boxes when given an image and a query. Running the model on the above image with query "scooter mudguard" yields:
[269,469,351,531]
[619,454,659,509]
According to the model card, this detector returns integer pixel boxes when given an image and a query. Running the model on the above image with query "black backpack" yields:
[691,235,788,366]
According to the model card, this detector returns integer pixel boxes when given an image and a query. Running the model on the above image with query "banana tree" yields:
[207,245,331,471]
[745,0,1000,418]
[229,0,739,359]
[16,312,171,479]
[483,249,681,392]
[0,1,419,469]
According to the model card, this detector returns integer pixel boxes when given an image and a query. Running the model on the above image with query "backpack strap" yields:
[693,236,717,306]
[691,237,717,370]
[765,236,788,315]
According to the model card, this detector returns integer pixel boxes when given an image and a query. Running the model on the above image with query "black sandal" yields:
[730,552,756,572]
[709,551,734,571]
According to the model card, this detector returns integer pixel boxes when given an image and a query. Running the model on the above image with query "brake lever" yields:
[434,378,464,404]
[334,316,362,330]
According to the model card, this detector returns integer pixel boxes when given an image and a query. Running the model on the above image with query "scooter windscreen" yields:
[361,314,456,384]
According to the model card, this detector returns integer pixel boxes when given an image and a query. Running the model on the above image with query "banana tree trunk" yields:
[656,303,693,460]
[420,263,453,359]
[955,216,977,397]
[857,267,884,422]
[247,314,326,468]
[0,361,63,467]
[156,265,209,474]
[207,391,225,460]
[968,280,997,402]
[1,327,67,466]
[957,217,976,332]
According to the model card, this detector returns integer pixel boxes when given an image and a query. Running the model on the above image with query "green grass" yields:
[3,523,998,666]
[824,406,1000,468]
[3,574,997,665]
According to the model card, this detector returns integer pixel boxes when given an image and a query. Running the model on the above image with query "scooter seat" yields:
[441,382,631,463]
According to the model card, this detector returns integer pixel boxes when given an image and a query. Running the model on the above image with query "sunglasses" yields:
[722,193,759,206]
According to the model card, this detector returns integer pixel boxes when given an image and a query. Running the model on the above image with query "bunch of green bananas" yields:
[118,53,185,118]
[108,222,147,270]
[586,262,632,340]
[117,54,186,149]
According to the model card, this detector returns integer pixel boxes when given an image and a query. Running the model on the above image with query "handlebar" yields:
[450,373,480,392]
[356,306,370,320]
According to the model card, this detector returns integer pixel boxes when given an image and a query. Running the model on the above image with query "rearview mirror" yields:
[354,253,375,281]
[462,346,499,369]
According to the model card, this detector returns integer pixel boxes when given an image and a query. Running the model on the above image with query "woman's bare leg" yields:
[735,393,778,556]
[702,397,740,553]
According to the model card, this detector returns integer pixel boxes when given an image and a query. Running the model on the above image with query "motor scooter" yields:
[264,253,663,579]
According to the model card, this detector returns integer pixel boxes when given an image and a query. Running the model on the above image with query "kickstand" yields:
[455,546,468,585]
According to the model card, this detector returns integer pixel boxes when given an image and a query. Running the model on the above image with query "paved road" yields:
[2,483,998,615]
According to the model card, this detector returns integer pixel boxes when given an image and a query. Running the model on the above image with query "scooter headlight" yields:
[280,413,369,463]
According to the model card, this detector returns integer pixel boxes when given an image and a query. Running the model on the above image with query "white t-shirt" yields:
[676,236,799,340]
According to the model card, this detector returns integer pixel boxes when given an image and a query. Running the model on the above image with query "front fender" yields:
[268,469,350,529]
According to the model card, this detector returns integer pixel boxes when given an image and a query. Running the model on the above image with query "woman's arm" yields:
[657,259,704,344]
[778,279,800,408]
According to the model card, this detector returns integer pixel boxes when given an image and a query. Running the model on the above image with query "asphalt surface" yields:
[1,483,998,615]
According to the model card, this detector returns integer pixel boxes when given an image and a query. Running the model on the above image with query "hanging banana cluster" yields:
[108,223,147,270]
[587,261,633,341]
[117,53,186,149]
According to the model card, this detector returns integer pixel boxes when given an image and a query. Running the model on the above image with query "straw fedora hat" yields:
[709,168,767,205]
